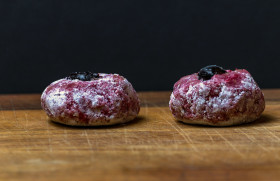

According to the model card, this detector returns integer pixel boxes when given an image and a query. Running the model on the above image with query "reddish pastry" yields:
[41,72,140,126]
[169,65,265,126]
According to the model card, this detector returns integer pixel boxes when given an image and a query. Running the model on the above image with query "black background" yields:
[1,0,280,93]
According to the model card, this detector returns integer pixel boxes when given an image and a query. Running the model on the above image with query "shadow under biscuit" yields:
[174,114,276,128]
[48,116,145,129]
[236,114,276,128]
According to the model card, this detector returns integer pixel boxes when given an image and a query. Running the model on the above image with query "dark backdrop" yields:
[1,0,280,93]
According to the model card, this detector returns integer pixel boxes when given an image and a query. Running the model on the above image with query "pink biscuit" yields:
[41,73,140,126]
[169,69,265,126]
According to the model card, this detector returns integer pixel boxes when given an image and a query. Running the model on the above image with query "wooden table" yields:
[0,90,280,181]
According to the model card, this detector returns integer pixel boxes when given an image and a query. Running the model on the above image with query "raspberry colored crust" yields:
[169,69,265,126]
[41,73,140,126]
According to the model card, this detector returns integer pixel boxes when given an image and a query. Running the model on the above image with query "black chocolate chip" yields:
[198,65,226,81]
[67,71,99,81]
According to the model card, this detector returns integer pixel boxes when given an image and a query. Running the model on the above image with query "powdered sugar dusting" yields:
[41,73,140,125]
[169,69,265,124]
[43,89,67,116]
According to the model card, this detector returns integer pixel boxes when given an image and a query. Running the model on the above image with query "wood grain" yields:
[0,90,280,181]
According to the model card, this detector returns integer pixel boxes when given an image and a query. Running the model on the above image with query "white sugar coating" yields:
[169,69,265,124]
[72,90,104,107]
[41,73,140,126]
[43,88,67,116]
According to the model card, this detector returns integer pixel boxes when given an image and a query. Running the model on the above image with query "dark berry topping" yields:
[198,65,226,81]
[67,71,99,81]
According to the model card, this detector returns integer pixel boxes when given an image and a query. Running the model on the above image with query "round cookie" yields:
[169,65,265,126]
[41,72,140,126]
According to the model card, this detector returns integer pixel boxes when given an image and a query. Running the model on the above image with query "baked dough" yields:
[169,68,265,126]
[41,73,140,126]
